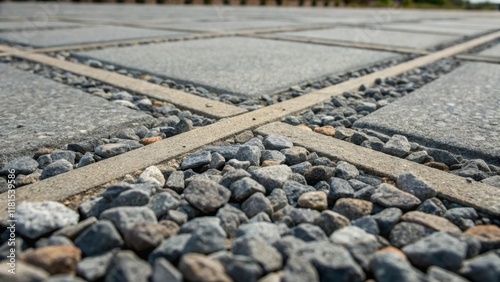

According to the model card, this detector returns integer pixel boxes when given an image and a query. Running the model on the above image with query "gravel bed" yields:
[0,57,215,190]
[463,38,500,55]
[282,58,500,187]
[1,132,498,282]
[52,51,417,111]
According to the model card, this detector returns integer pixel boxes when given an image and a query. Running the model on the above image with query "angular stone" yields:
[0,260,49,282]
[216,204,248,238]
[75,220,124,257]
[242,192,273,218]
[428,266,469,282]
[297,191,328,211]
[184,179,231,213]
[261,150,286,164]
[372,208,403,237]
[464,225,500,252]
[397,173,437,201]
[282,180,316,206]
[236,221,281,244]
[147,192,181,218]
[151,258,183,282]
[304,165,336,185]
[371,183,421,210]
[123,222,175,252]
[236,145,262,166]
[17,201,79,239]
[459,251,500,282]
[51,150,76,164]
[233,236,283,273]
[165,171,185,192]
[402,232,467,271]
[335,161,359,180]
[148,234,191,264]
[138,165,165,186]
[99,206,157,235]
[77,250,117,281]
[332,198,373,221]
[267,188,288,211]
[444,207,478,231]
[370,251,427,282]
[328,177,355,202]
[281,146,308,166]
[263,135,294,150]
[251,165,293,193]
[282,223,328,242]
[178,253,231,282]
[352,216,380,235]
[20,245,81,275]
[230,177,266,202]
[389,222,435,248]
[181,151,212,170]
[40,159,73,180]
[220,169,251,188]
[272,236,307,262]
[401,211,461,233]
[314,210,351,236]
[417,198,447,216]
[0,156,39,175]
[105,250,152,282]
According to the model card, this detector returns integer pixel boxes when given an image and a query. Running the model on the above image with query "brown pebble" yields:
[142,136,162,145]
[179,253,232,282]
[20,245,81,275]
[400,211,460,233]
[297,191,328,211]
[33,148,54,159]
[332,198,373,221]
[152,100,166,107]
[296,125,313,132]
[314,126,336,137]
[377,246,407,260]
[262,160,280,167]
[464,225,500,250]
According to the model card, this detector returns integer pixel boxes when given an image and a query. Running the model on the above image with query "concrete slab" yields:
[77,37,399,97]
[479,43,500,57]
[0,64,155,166]
[354,62,500,164]
[0,26,187,48]
[161,20,300,32]
[276,27,461,50]
[0,21,82,31]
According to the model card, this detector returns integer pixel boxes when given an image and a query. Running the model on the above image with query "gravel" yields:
[4,133,498,281]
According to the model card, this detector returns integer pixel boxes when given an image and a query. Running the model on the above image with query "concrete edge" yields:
[0,45,247,119]
[456,54,500,64]
[255,122,500,217]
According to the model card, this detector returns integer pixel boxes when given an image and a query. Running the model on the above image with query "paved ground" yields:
[0,3,500,281]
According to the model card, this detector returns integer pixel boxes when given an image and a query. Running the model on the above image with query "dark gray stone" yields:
[236,221,281,244]
[328,177,355,202]
[220,169,251,188]
[165,171,185,192]
[371,183,421,210]
[78,197,111,219]
[40,159,73,180]
[281,146,309,166]
[402,232,467,271]
[99,206,157,235]
[216,204,248,238]
[77,152,95,168]
[16,201,79,239]
[78,37,397,96]
[263,135,294,150]
[230,177,266,202]
[390,222,434,248]
[51,150,76,164]
[210,152,226,170]
[382,135,412,158]
[211,252,263,282]
[372,207,403,237]
[335,161,359,180]
[428,266,469,282]
[397,173,437,201]
[180,151,211,170]
[75,220,124,256]
[354,63,500,164]
[236,145,261,166]
[242,192,273,218]
[459,251,500,282]
[282,180,316,206]
[148,234,191,264]
[352,216,380,235]
[94,143,130,158]
[77,250,117,282]
[37,154,52,169]
[417,198,447,216]
[183,179,231,213]
[105,250,152,282]
[272,236,307,262]
[370,252,427,282]
[481,175,500,188]
[0,156,38,175]
[267,188,288,211]
[151,258,183,282]
[290,161,312,175]
[261,150,286,164]
[181,217,227,255]
[282,223,327,242]
[232,236,283,273]
[406,151,430,164]
[314,210,351,236]
[147,192,181,218]
[304,165,336,185]
[445,207,478,231]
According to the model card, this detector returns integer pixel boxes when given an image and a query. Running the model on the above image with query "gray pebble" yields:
[105,251,152,282]
[77,250,117,281]
[282,223,328,242]
[242,192,273,218]
[371,183,421,210]
[75,220,124,256]
[0,156,39,175]
[314,210,351,236]
[459,251,500,282]
[281,146,309,166]
[417,197,447,216]
[94,143,130,158]
[267,188,288,211]
[99,206,157,235]
[232,236,283,273]
[250,165,293,193]
[151,258,183,282]
[397,173,437,201]
[370,251,427,282]
[261,150,286,164]
[230,177,266,202]
[180,151,211,170]
[263,135,293,150]
[236,145,261,166]
[328,177,355,202]
[183,179,230,213]
[216,204,248,238]
[36,154,52,169]
[382,134,411,158]
[336,161,359,180]
[236,221,281,244]
[283,180,316,206]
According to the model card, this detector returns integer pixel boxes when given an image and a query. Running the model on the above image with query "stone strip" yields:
[0,45,247,119]
[0,31,498,220]
[456,53,500,64]
[249,34,430,55]
[255,122,500,217]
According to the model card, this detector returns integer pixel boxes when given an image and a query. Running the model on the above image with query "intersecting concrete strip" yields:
[0,45,247,119]
[0,31,499,220]
[455,54,500,64]
[251,34,430,55]
[256,122,500,217]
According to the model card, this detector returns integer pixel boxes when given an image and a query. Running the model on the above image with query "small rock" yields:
[251,165,293,193]
[124,222,175,252]
[402,232,467,271]
[328,177,355,202]
[99,206,157,235]
[335,161,359,180]
[0,156,39,175]
[176,118,193,133]
[242,192,273,218]
[74,220,124,256]
[261,150,286,164]
[405,151,429,164]
[396,173,437,200]
[428,266,469,282]
[216,204,248,238]
[233,236,283,273]
[371,183,421,210]
[141,136,162,145]
[210,152,225,170]
[40,159,73,180]
[151,258,183,282]
[370,251,426,282]
[314,210,351,236]
[37,154,52,169]
[389,222,434,248]
[220,168,251,188]
[401,211,461,233]
[281,147,308,165]
[481,175,500,188]
[416,197,447,216]
[445,207,478,230]
[459,251,500,282]
[17,201,79,239]
[267,188,288,211]
[105,251,152,282]
[314,126,335,136]
[77,152,95,168]
[235,130,254,143]
[330,226,383,269]
[147,192,181,218]
[297,191,328,211]
[230,177,266,202]
[263,135,293,150]
[352,216,380,235]
[426,148,460,166]
[463,225,500,252]
[236,221,281,244]
[184,180,231,213]
[51,150,76,164]
[283,223,328,242]
[372,208,402,237]
[94,143,129,158]
[332,198,373,221]
[165,171,185,192]
[382,135,411,158]
[424,161,449,171]
[20,245,81,275]
[304,165,336,185]
[137,165,165,186]
[179,253,232,282]
[181,151,211,170]
[236,145,261,166]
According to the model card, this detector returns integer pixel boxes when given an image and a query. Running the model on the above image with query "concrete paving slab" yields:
[276,27,461,49]
[354,62,500,164]
[161,20,300,32]
[77,37,399,97]
[0,26,187,48]
[479,43,500,57]
[0,21,82,31]
[0,64,155,166]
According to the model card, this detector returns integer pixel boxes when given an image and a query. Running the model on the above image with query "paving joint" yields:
[1,31,498,220]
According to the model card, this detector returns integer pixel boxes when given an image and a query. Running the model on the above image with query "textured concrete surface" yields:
[377,22,484,36]
[354,62,500,164]
[277,27,461,49]
[77,37,399,96]
[0,21,82,31]
[256,122,500,217]
[0,26,186,47]
[479,43,500,57]
[0,64,155,166]
[162,20,299,31]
